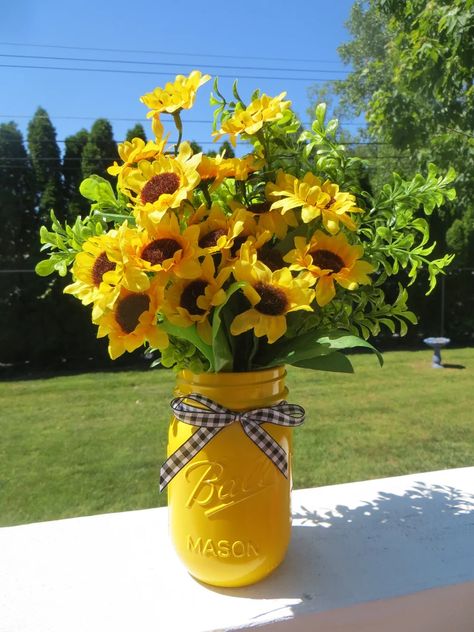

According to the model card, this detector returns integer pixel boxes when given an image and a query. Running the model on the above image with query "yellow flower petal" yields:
[315,276,336,306]
[230,310,260,337]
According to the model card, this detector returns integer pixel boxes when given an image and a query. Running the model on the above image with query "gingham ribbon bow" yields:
[159,393,305,491]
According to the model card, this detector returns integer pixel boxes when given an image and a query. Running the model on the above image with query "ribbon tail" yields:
[159,426,221,492]
[242,422,289,478]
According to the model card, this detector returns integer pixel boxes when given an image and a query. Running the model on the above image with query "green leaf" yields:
[376,226,391,240]
[212,77,226,104]
[326,118,339,135]
[293,351,354,373]
[161,319,214,371]
[255,331,333,368]
[92,211,135,224]
[315,103,327,127]
[35,259,56,277]
[211,282,246,372]
[232,80,243,104]
[80,175,119,207]
[317,335,384,366]
[250,88,261,101]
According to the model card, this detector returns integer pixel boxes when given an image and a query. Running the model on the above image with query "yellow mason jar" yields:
[166,366,292,587]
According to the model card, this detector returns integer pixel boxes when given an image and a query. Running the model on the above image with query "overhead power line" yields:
[0,41,348,66]
[0,148,401,163]
[0,53,350,75]
[1,139,389,154]
[0,113,365,127]
[1,156,410,170]
[0,63,341,82]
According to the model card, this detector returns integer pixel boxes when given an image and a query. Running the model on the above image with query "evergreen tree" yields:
[81,118,118,183]
[62,129,89,218]
[0,122,37,266]
[27,107,64,221]
[218,140,235,158]
[189,141,203,154]
[0,123,38,365]
[125,123,147,142]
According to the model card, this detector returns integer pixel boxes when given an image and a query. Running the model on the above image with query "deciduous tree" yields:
[312,0,474,264]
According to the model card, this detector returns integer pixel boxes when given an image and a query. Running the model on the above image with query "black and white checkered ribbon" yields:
[159,393,305,491]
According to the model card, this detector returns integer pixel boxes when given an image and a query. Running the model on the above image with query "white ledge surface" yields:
[1,467,473,632]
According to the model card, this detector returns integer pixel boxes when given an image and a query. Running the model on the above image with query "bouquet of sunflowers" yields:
[37,70,455,373]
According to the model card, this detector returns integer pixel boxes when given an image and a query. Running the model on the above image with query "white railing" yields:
[1,467,473,631]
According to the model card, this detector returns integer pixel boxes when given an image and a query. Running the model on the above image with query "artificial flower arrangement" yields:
[36,70,455,374]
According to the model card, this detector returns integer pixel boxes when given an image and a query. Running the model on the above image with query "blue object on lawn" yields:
[423,337,451,368]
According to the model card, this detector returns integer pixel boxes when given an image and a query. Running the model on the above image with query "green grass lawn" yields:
[1,347,473,527]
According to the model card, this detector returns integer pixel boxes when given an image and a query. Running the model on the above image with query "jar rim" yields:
[177,365,286,387]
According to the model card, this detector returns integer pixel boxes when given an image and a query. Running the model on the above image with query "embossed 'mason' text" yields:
[187,536,258,558]
[184,459,278,516]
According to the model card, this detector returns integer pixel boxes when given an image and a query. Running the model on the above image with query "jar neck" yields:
[175,367,288,411]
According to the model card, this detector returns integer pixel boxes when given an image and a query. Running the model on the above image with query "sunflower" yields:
[119,212,201,290]
[235,239,287,273]
[140,71,210,117]
[266,171,363,234]
[162,256,230,343]
[96,280,168,359]
[196,154,231,191]
[195,204,246,256]
[231,197,298,240]
[284,230,374,306]
[120,142,201,228]
[197,153,262,192]
[230,261,314,344]
[107,134,168,186]
[223,154,264,180]
[212,92,291,147]
[218,216,273,272]
[317,179,364,234]
[64,232,123,321]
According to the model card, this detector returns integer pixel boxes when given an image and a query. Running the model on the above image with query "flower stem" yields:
[172,111,183,155]
[200,181,212,208]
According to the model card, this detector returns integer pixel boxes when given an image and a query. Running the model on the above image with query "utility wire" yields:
[0,137,395,157]
[0,53,350,75]
[0,41,348,65]
[0,63,341,82]
[2,155,406,165]
[0,114,365,128]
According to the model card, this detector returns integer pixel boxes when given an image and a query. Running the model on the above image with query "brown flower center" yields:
[258,248,285,271]
[249,200,271,214]
[115,294,150,334]
[141,238,181,265]
[254,282,288,316]
[141,172,180,204]
[311,249,345,273]
[91,251,116,287]
[180,280,208,315]
[199,228,227,249]
[229,235,248,257]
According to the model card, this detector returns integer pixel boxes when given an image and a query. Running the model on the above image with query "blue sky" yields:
[0,0,358,153]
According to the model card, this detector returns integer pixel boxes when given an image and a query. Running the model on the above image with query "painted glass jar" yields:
[166,366,292,587]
